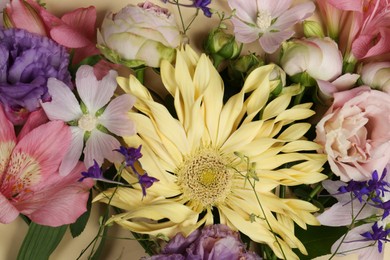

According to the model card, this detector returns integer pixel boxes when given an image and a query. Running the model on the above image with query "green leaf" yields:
[17,222,68,260]
[70,190,92,238]
[293,225,348,260]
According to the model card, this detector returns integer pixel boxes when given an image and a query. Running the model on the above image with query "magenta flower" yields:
[227,0,315,53]
[0,106,93,226]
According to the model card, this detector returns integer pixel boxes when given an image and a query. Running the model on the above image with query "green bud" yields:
[290,71,317,87]
[204,28,242,67]
[228,53,264,80]
[303,20,325,38]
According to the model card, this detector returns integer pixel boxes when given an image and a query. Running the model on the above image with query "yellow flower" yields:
[94,46,327,259]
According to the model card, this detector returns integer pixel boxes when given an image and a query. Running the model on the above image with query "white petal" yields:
[59,127,84,176]
[41,78,82,121]
[84,130,122,167]
[76,65,117,114]
[99,94,136,136]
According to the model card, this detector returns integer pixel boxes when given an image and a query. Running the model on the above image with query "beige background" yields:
[0,0,389,259]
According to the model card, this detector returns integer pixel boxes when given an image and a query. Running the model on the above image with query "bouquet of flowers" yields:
[1,0,390,259]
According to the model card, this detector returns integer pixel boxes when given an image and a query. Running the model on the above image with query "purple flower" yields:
[360,222,390,253]
[139,172,159,197]
[193,0,212,17]
[115,145,143,169]
[79,159,124,185]
[143,224,261,260]
[0,28,71,124]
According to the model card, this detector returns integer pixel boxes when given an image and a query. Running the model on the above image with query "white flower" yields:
[41,65,136,175]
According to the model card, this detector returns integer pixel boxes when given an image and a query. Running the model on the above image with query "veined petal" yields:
[17,109,48,142]
[16,162,93,226]
[0,105,16,177]
[272,2,315,31]
[76,65,117,114]
[99,94,136,136]
[59,126,84,176]
[227,0,258,24]
[84,130,123,167]
[0,193,19,224]
[41,78,82,122]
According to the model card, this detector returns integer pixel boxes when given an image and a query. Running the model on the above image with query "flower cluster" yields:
[2,0,390,260]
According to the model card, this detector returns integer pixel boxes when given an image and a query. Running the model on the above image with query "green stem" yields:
[329,201,368,259]
[308,183,323,201]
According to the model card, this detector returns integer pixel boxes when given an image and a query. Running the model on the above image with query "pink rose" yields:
[315,86,390,181]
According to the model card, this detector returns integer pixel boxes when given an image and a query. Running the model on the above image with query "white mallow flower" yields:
[41,65,136,175]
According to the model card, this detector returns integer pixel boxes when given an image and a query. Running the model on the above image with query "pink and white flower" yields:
[315,86,390,181]
[0,106,93,226]
[227,0,315,53]
[40,65,136,176]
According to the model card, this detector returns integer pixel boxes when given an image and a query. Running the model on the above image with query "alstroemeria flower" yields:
[0,106,93,226]
[227,0,315,53]
[40,65,136,176]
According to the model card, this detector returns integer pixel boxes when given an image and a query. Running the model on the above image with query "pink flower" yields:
[4,0,99,64]
[0,106,93,226]
[227,0,315,53]
[315,86,390,181]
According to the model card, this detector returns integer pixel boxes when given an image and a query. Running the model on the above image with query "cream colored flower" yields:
[94,46,327,259]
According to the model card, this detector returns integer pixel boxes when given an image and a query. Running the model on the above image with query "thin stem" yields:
[134,67,145,85]
[328,200,368,260]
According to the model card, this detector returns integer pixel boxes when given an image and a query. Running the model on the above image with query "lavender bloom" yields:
[360,222,390,253]
[0,28,72,124]
[139,173,159,197]
[143,224,261,260]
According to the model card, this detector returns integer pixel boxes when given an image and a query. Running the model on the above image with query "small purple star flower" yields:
[115,145,143,169]
[360,222,390,253]
[193,0,212,17]
[79,160,124,185]
[139,172,159,198]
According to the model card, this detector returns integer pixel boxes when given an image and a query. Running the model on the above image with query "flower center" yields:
[177,148,234,208]
[78,114,98,131]
[256,10,272,31]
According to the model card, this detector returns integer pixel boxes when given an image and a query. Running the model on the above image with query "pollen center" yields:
[78,114,98,131]
[256,10,272,31]
[177,148,233,207]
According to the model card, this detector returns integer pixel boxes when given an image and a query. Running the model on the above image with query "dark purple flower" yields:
[0,28,72,125]
[143,224,261,260]
[139,172,159,197]
[193,0,212,17]
[115,145,143,170]
[79,159,123,185]
[360,222,390,253]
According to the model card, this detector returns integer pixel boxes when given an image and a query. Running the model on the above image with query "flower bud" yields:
[280,37,342,82]
[3,0,47,36]
[360,62,390,93]
[97,1,184,68]
[228,53,264,80]
[204,28,242,66]
[303,20,325,38]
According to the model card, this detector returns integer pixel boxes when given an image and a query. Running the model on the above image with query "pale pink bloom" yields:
[316,73,360,102]
[0,106,93,226]
[5,0,99,64]
[227,0,315,53]
[315,86,390,181]
[280,37,343,81]
[361,61,390,92]
[40,65,136,176]
[318,0,390,60]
